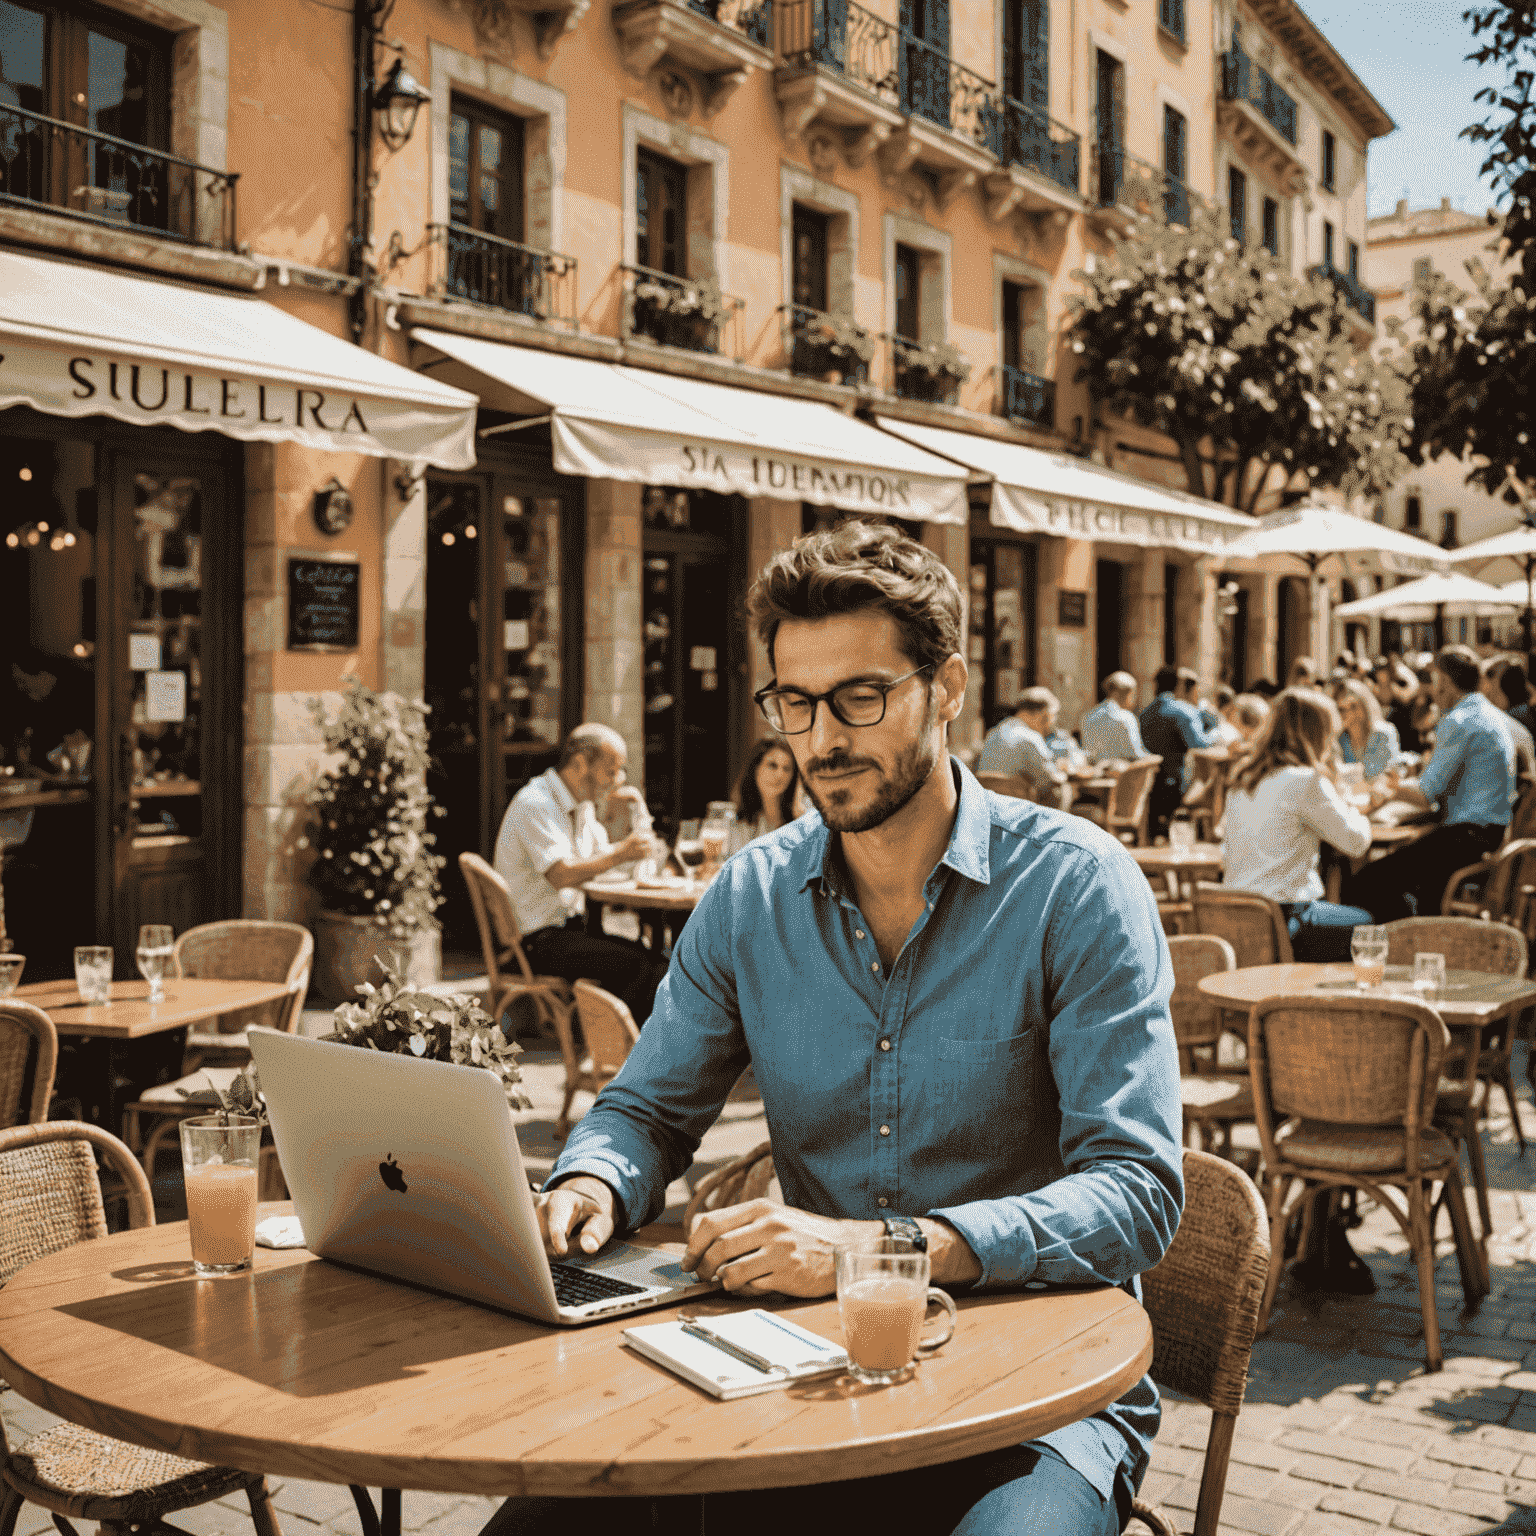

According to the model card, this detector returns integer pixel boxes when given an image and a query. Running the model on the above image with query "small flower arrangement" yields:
[330,954,531,1109]
[792,309,877,380]
[893,337,973,384]
[301,678,444,938]
[631,275,731,351]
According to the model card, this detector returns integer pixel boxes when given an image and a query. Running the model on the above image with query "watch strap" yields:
[880,1211,927,1252]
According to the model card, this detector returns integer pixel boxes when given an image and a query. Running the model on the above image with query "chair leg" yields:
[1255,1178,1290,1335]
[1462,1110,1495,1241]
[1442,1163,1489,1302]
[245,1476,284,1536]
[1192,1411,1237,1536]
[140,1116,178,1185]
[556,1082,577,1139]
[0,1485,24,1536]
[1408,1180,1445,1373]
[1497,1066,1527,1155]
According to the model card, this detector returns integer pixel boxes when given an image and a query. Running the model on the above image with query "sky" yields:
[1302,1,1505,218]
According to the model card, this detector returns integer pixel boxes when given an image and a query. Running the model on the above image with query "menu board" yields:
[288,556,360,652]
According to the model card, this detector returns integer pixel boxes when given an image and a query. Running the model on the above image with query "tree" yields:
[1067,182,1412,513]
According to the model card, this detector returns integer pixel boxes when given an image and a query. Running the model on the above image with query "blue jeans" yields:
[480,1444,1122,1536]
[1281,899,1375,963]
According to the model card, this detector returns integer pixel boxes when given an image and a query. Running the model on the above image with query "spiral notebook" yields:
[623,1309,848,1399]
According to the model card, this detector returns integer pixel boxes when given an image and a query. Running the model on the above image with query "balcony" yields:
[779,303,875,383]
[1309,262,1377,328]
[878,29,996,189]
[887,334,971,405]
[0,102,238,249]
[429,224,578,327]
[1001,364,1054,431]
[622,264,745,357]
[614,0,774,114]
[1218,43,1306,193]
[979,96,1081,220]
[1087,146,1197,235]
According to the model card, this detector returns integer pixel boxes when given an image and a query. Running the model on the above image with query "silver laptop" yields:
[249,1029,715,1325]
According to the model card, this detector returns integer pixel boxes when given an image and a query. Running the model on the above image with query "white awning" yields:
[0,250,477,468]
[874,416,1259,555]
[412,329,969,524]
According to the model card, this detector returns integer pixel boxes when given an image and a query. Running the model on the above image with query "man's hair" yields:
[1215,684,1236,709]
[1287,656,1319,686]
[1102,670,1137,699]
[746,520,962,672]
[1016,687,1058,717]
[1434,644,1482,696]
[1153,665,1179,694]
[1176,667,1200,695]
[1503,663,1532,707]
[558,722,627,769]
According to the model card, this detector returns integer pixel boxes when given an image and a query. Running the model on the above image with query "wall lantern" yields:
[373,59,431,152]
[313,477,355,535]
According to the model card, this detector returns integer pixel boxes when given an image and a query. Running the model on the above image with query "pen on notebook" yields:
[680,1320,783,1374]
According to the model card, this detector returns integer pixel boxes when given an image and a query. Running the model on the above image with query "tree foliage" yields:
[1067,180,1412,512]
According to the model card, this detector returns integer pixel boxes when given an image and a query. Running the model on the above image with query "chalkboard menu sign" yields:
[288,556,360,652]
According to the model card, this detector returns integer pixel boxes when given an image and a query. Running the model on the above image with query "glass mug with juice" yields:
[179,1115,262,1276]
[1350,924,1389,989]
[835,1239,958,1386]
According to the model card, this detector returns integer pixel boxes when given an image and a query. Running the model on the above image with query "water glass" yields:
[1413,952,1447,1005]
[834,1239,958,1386]
[179,1115,262,1276]
[1350,925,1389,990]
[0,953,24,995]
[136,924,174,1004]
[1168,819,1196,853]
[74,945,113,1005]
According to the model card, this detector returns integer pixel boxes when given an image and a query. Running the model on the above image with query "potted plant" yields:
[300,678,445,1005]
[892,337,972,404]
[631,274,730,352]
[790,309,877,383]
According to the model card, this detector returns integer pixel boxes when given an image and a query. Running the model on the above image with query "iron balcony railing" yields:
[983,96,1080,194]
[1157,0,1185,43]
[1309,262,1377,325]
[622,264,745,357]
[1221,43,1298,145]
[1001,364,1054,430]
[897,27,993,145]
[1090,144,1196,226]
[775,0,899,94]
[688,0,773,47]
[885,332,970,405]
[0,102,237,248]
[430,224,578,325]
[778,303,874,383]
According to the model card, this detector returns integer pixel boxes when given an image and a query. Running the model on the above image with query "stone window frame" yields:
[621,103,730,289]
[882,212,950,345]
[779,165,858,319]
[428,43,569,264]
[992,251,1051,404]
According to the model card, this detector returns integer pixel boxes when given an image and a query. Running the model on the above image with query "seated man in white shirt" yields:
[1079,671,1146,763]
[976,688,1077,809]
[493,723,670,1028]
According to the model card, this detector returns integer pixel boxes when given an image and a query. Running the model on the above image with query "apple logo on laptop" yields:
[379,1153,408,1193]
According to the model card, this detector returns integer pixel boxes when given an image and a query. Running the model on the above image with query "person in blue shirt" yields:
[526,520,1183,1536]
[1346,645,1516,923]
[1332,676,1401,781]
[1139,665,1220,838]
[1081,671,1148,762]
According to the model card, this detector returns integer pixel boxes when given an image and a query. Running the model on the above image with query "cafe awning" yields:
[0,250,478,468]
[411,329,969,524]
[873,416,1259,555]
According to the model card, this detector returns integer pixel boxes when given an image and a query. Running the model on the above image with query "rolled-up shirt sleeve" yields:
[1302,773,1372,859]
[1418,713,1464,806]
[927,847,1184,1288]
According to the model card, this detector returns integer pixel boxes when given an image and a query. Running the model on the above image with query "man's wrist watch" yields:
[880,1211,927,1252]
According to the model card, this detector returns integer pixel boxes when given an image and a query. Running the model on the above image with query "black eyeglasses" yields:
[754,665,935,735]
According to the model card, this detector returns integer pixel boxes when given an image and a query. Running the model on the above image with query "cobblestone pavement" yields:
[9,1038,1536,1536]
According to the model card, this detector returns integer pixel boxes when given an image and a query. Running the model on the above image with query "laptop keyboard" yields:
[550,1262,649,1308]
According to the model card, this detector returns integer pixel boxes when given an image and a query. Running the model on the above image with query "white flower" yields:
[409,1034,426,1056]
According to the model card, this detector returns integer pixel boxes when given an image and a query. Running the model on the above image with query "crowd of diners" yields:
[976,645,1536,963]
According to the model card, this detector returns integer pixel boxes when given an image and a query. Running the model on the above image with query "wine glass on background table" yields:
[1350,924,1388,990]
[674,820,704,887]
[136,924,174,1004]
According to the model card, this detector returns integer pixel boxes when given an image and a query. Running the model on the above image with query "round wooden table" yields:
[0,1212,1152,1522]
[1128,843,1224,879]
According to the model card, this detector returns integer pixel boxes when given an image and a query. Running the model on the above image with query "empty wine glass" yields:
[1350,924,1389,990]
[136,924,174,1004]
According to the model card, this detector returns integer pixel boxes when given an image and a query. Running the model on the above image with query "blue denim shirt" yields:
[551,760,1184,1504]
[1139,693,1217,787]
[1421,692,1516,827]
[1338,721,1401,781]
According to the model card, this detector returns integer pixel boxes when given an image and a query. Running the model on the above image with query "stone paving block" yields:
[1520,1454,1536,1481]
[1357,1471,1459,1509]
[1341,1417,1436,1451]
[1138,1468,1183,1507]
[1507,1321,1536,1342]
[1286,1453,1371,1488]
[1420,1439,1521,1476]
[417,1499,501,1536]
[400,1490,463,1531]
[1292,1516,1389,1536]
[1150,1444,1207,1479]
[1475,1425,1536,1453]
[1318,1487,1399,1524]
[1450,1469,1507,1495]
[1231,1438,1302,1473]
[1387,1508,1500,1535]
[1267,1477,1326,1512]
[1281,1431,1417,1474]
[271,1480,359,1525]
[1188,1491,1305,1535]
[1223,1463,1285,1502]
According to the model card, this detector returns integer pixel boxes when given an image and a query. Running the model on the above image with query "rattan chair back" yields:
[0,1121,153,1286]
[1192,885,1294,968]
[1383,916,1528,978]
[1443,838,1536,921]
[0,999,57,1128]
[1109,757,1162,845]
[1510,780,1536,841]
[572,981,640,1079]
[682,1140,776,1233]
[174,921,313,1035]
[460,852,538,986]
[975,771,1036,802]
[1168,935,1236,1056]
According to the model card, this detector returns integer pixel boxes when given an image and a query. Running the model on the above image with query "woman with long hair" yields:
[1222,688,1374,961]
[730,736,803,853]
[1332,676,1401,781]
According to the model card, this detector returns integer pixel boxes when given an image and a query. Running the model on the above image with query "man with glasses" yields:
[508,521,1182,1536]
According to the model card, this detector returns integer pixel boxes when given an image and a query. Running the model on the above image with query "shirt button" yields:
[877,1197,889,1207]
[879,1124,890,1136]
[871,961,880,972]
[879,1038,891,1051]
[855,930,866,939]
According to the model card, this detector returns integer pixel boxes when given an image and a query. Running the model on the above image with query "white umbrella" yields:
[1334,572,1522,622]
[1449,524,1536,650]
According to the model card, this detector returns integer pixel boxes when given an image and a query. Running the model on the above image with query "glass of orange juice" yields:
[179,1115,262,1276]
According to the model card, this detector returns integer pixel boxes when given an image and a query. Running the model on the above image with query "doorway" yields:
[1096,559,1124,681]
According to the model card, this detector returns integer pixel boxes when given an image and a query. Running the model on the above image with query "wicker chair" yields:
[1440,838,1536,921]
[459,853,576,1042]
[1078,756,1162,846]
[1126,1150,1270,1536]
[553,981,641,1138]
[1168,935,1252,1154]
[0,1120,283,1536]
[0,1000,56,1128]
[975,772,1036,803]
[1248,993,1482,1371]
[683,1140,777,1233]
[1192,885,1294,969]
[1180,749,1230,844]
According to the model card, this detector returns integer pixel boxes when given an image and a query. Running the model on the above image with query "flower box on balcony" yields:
[631,273,731,352]
[892,337,971,404]
[789,308,876,383]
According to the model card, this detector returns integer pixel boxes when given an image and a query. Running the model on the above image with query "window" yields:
[1157,0,1185,43]
[1404,493,1421,531]
[1347,239,1359,280]
[1163,106,1186,183]
[1094,50,1124,204]
[636,147,688,275]
[1322,220,1335,270]
[1321,129,1336,192]
[1261,195,1279,256]
[1001,0,1046,109]
[449,96,524,242]
[1441,510,1458,549]
[1412,256,1432,284]
[791,204,829,314]
[894,242,921,341]
[1228,166,1247,245]
[1001,280,1025,371]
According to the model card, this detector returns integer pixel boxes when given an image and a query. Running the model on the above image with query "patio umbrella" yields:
[1333,572,1521,650]
[1448,523,1536,652]
[1222,504,1450,662]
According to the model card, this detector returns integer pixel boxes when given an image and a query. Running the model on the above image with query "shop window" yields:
[636,147,689,276]
[1228,166,1246,246]
[1163,563,1179,666]
[1262,196,1279,256]
[1321,129,1336,192]
[968,540,1038,730]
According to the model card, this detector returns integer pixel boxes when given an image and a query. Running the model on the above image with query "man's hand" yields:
[613,828,655,864]
[536,1175,618,1259]
[683,1200,882,1296]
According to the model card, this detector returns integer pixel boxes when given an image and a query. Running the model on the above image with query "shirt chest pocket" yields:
[928,1031,1045,1130]
[937,1034,1035,1064]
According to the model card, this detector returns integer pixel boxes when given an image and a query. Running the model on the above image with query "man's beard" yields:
[802,706,941,834]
